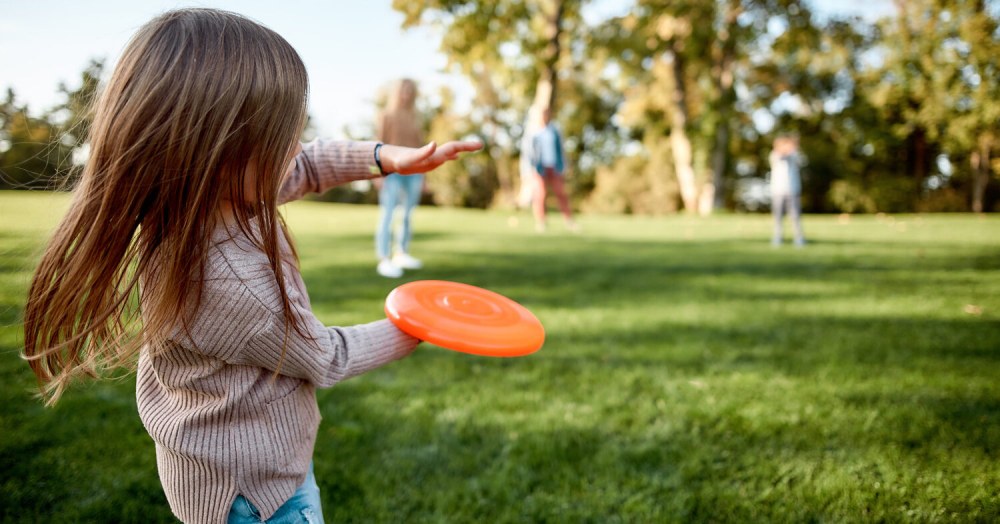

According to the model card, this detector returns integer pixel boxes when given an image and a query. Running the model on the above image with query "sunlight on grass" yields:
[1,191,998,522]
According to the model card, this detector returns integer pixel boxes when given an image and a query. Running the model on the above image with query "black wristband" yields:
[374,143,386,176]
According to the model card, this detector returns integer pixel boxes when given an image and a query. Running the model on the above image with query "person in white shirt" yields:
[768,135,806,246]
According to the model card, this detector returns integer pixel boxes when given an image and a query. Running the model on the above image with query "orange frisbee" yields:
[385,280,544,357]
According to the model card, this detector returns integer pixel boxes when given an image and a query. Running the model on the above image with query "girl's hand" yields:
[380,141,483,175]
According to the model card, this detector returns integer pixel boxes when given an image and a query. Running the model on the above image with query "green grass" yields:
[1,190,998,522]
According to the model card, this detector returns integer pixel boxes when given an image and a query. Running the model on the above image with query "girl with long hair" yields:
[22,9,479,523]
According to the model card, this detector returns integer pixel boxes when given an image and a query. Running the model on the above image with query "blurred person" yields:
[768,135,806,246]
[517,105,543,210]
[375,78,426,278]
[525,105,578,232]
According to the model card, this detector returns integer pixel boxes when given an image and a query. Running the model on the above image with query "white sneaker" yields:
[393,252,423,270]
[376,259,403,278]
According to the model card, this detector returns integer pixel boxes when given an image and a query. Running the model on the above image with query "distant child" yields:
[22,9,480,523]
[374,78,426,278]
[768,135,806,246]
[524,105,578,233]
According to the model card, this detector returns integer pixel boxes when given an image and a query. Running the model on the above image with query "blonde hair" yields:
[379,79,424,147]
[23,9,310,404]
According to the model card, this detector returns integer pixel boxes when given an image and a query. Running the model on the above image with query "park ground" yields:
[1,191,998,522]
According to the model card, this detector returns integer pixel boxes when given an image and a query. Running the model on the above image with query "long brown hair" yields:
[23,8,309,405]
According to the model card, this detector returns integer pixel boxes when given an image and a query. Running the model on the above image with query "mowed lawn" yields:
[1,190,998,522]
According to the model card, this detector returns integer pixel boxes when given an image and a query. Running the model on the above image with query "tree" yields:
[596,0,824,215]
[0,89,65,190]
[53,59,103,156]
[621,1,717,215]
[0,60,103,190]
[942,0,1000,212]
[400,0,1000,214]
[393,0,603,208]
[853,0,1000,212]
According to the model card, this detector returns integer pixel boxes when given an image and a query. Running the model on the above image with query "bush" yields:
[867,175,917,213]
[918,187,968,212]
[584,154,651,214]
[584,140,680,215]
[827,180,876,214]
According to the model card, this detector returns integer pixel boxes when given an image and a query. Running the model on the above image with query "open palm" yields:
[381,141,483,175]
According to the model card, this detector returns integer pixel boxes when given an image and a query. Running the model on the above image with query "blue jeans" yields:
[772,192,805,244]
[227,463,324,524]
[376,173,424,259]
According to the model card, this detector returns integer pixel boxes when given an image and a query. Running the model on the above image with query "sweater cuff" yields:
[335,319,419,381]
[325,140,383,181]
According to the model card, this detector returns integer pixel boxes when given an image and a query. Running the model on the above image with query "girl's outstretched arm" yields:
[278,139,382,204]
[277,139,482,203]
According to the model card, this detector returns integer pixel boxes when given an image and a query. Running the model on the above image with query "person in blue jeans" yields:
[376,171,424,277]
[375,79,426,278]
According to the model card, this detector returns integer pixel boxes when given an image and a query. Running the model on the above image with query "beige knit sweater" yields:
[136,139,419,523]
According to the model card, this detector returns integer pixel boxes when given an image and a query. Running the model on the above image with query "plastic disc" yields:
[385,280,544,357]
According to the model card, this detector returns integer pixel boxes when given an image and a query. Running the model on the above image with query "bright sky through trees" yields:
[0,0,892,137]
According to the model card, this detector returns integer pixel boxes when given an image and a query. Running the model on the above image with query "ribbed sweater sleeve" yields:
[278,139,382,204]
[246,316,419,388]
[179,240,419,389]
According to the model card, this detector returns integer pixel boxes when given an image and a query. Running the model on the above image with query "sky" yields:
[0,1,455,138]
[0,0,894,138]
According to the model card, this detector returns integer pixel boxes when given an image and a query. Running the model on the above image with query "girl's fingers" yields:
[407,142,437,168]
[389,140,482,174]
[442,141,483,154]
[387,142,435,174]
[429,141,481,167]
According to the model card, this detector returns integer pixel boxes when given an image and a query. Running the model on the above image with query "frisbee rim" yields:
[384,280,544,357]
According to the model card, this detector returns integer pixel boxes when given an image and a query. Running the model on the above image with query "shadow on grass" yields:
[312,358,1000,522]
[299,232,1000,317]
[2,220,999,521]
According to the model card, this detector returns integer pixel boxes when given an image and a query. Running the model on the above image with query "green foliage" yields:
[584,138,680,214]
[3,192,1000,521]
[0,60,102,190]
[393,0,615,209]
[395,0,1000,213]
[918,186,970,212]
[424,88,498,208]
[844,0,1000,211]
[828,176,919,214]
[6,2,1000,213]
[0,91,70,190]
[828,180,876,214]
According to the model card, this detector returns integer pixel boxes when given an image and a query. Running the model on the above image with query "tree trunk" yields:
[971,134,992,213]
[469,67,517,206]
[490,128,515,200]
[536,0,565,112]
[665,48,700,214]
[913,129,927,196]
[709,124,728,210]
[710,0,740,211]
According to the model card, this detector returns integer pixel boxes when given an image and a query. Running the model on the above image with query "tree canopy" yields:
[393,0,1000,213]
[4,1,998,213]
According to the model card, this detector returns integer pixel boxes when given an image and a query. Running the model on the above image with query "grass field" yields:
[1,190,998,522]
